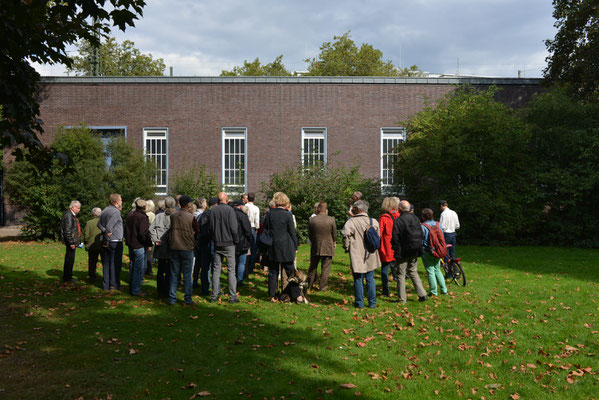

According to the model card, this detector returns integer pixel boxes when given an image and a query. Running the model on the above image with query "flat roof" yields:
[40,76,542,85]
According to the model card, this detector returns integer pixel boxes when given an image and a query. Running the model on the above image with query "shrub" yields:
[168,163,221,200]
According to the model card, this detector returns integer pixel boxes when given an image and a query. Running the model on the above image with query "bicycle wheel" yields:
[440,258,451,279]
[451,261,466,286]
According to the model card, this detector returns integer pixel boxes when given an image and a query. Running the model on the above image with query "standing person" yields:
[196,197,217,296]
[98,194,124,290]
[233,200,252,288]
[264,192,298,302]
[60,200,82,283]
[378,197,400,296]
[192,197,207,288]
[83,207,103,283]
[125,199,152,297]
[307,202,337,292]
[144,200,156,275]
[168,195,197,305]
[209,192,239,303]
[439,200,460,259]
[150,196,176,298]
[391,200,428,304]
[245,192,260,277]
[347,191,362,216]
[421,208,448,297]
[342,200,380,309]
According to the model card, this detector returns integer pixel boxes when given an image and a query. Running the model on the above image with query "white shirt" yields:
[439,208,460,233]
[246,202,260,229]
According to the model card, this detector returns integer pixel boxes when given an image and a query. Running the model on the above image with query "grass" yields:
[0,242,598,399]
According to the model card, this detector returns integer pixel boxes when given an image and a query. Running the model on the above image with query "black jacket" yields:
[234,208,252,255]
[209,203,238,247]
[60,209,81,246]
[125,209,152,250]
[391,213,423,260]
[264,207,298,262]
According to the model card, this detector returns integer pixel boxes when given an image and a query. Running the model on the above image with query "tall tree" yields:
[304,31,423,77]
[68,36,165,76]
[0,0,146,159]
[220,55,291,76]
[544,0,599,100]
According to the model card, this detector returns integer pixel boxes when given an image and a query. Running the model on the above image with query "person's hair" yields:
[353,191,362,200]
[242,205,249,214]
[317,201,328,213]
[273,192,290,207]
[131,197,142,210]
[268,200,276,208]
[157,199,166,210]
[439,200,448,207]
[421,208,434,221]
[109,193,121,205]
[175,194,182,206]
[382,196,400,212]
[399,200,411,212]
[145,199,155,213]
[135,198,146,210]
[164,196,176,209]
[69,200,81,209]
[195,197,207,209]
[352,200,368,213]
[91,207,102,217]
[247,192,255,202]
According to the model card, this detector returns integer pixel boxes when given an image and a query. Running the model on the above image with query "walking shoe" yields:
[229,299,240,304]
[418,295,428,302]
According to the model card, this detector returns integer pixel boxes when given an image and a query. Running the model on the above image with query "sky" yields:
[33,0,557,78]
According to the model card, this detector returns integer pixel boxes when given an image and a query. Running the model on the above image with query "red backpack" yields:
[422,221,447,259]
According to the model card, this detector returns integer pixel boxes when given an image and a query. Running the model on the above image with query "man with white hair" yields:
[60,200,81,283]
[84,207,103,283]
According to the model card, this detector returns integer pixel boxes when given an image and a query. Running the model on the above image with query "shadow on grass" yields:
[0,263,377,399]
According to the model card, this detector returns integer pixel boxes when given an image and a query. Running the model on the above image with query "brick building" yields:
[1,76,541,224]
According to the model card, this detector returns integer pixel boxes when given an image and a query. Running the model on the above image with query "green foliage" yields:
[524,88,599,247]
[260,162,381,242]
[544,0,599,101]
[221,55,291,76]
[68,36,166,76]
[0,0,146,159]
[304,31,424,77]
[5,125,156,240]
[397,86,534,244]
[168,164,221,199]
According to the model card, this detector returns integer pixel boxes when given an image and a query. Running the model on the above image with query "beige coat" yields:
[342,212,382,273]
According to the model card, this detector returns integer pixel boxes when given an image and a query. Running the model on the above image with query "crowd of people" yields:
[59,190,460,308]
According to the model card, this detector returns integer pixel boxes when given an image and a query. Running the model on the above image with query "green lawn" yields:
[0,242,597,399]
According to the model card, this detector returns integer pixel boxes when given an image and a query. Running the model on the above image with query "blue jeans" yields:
[169,250,194,304]
[444,232,457,259]
[236,252,247,287]
[129,247,146,295]
[353,270,376,308]
[380,261,396,296]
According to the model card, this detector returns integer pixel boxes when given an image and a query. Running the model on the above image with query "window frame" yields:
[301,127,327,168]
[380,127,406,194]
[143,127,169,196]
[221,127,248,195]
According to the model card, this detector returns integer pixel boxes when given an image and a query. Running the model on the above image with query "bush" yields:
[168,163,221,200]
[260,162,381,242]
[5,125,157,239]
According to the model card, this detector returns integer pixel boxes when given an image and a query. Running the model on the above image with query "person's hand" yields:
[70,244,76,249]
[107,232,112,238]
[156,240,162,246]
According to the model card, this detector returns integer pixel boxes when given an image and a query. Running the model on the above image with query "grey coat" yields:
[342,213,381,273]
[150,208,173,259]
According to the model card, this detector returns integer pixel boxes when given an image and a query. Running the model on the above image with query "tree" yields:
[544,0,599,100]
[0,0,146,159]
[220,55,291,76]
[68,36,165,76]
[304,31,424,77]
[169,164,221,199]
[396,86,533,244]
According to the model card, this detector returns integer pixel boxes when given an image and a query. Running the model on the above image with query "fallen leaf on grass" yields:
[510,393,520,399]
[340,383,357,389]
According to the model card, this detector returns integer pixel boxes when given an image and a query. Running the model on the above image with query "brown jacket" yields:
[169,209,196,251]
[342,212,381,273]
[308,213,337,257]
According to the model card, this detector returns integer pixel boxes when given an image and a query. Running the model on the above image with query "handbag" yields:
[258,212,273,248]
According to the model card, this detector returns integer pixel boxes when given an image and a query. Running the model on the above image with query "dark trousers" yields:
[88,247,102,282]
[268,261,295,298]
[195,241,213,295]
[156,258,171,297]
[443,232,457,259]
[308,255,332,291]
[145,247,153,274]
[63,245,76,282]
[101,241,123,290]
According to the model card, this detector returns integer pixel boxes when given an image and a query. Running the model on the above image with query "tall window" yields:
[222,128,247,194]
[302,127,326,168]
[143,128,168,195]
[381,127,406,193]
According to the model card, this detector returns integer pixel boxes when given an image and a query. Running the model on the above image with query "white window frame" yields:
[143,127,169,195]
[301,127,327,168]
[380,127,406,193]
[222,127,248,194]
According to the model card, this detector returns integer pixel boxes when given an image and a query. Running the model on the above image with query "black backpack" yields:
[364,218,381,253]
[401,214,423,251]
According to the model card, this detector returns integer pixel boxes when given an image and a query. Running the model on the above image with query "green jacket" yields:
[84,217,102,251]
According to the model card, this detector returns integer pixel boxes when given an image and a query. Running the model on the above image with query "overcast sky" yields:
[33,0,557,78]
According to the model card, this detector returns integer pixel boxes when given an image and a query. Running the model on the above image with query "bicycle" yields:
[440,244,466,286]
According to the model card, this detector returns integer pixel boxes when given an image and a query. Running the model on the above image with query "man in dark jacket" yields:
[209,192,239,303]
[233,199,252,287]
[168,195,198,305]
[391,200,428,304]
[60,200,82,283]
[125,199,152,296]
